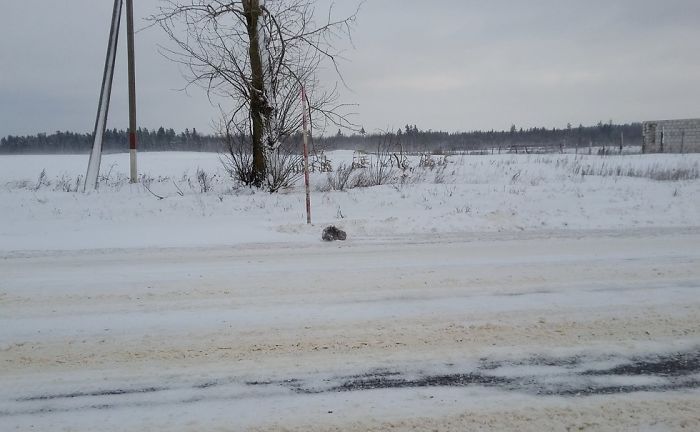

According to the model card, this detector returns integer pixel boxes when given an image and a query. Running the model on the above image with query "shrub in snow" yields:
[196,168,214,193]
[35,169,49,190]
[55,174,83,192]
[325,163,356,191]
[265,149,303,193]
[220,127,302,193]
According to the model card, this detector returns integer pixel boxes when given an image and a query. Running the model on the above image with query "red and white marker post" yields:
[126,0,137,183]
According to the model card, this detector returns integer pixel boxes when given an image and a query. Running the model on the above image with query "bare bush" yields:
[391,144,410,172]
[419,153,437,169]
[352,151,369,169]
[265,145,303,193]
[220,122,256,187]
[220,118,302,193]
[196,168,214,193]
[98,164,131,191]
[55,174,82,192]
[364,135,397,186]
[98,163,117,183]
[311,151,333,173]
[324,134,407,190]
[434,165,447,184]
[35,169,49,190]
[572,161,699,181]
[325,163,357,191]
[419,153,449,170]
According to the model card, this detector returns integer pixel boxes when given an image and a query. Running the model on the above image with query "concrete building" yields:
[642,118,700,154]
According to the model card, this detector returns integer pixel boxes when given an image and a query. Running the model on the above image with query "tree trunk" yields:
[243,0,267,187]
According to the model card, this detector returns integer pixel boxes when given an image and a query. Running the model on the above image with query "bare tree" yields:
[152,0,360,189]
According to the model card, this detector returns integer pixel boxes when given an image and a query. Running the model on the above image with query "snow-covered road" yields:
[2,228,699,431]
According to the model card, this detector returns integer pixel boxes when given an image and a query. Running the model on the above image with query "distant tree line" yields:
[323,121,642,154]
[0,127,222,154]
[1,121,642,155]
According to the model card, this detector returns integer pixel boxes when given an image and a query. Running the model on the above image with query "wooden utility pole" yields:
[126,0,138,183]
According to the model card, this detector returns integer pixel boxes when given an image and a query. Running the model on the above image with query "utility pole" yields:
[85,0,123,191]
[126,0,138,183]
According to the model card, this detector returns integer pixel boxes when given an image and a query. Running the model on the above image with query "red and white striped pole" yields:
[301,86,311,224]
[126,0,138,183]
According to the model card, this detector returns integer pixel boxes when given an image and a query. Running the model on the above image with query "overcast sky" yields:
[1,0,699,138]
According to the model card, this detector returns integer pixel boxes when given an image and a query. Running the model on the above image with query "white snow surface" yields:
[1,151,700,430]
[1,151,699,251]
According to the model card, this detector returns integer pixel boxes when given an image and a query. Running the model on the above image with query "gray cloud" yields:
[1,0,699,137]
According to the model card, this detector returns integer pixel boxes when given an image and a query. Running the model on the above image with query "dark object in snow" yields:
[322,226,347,241]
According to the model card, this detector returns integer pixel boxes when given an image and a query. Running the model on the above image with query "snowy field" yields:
[0,150,699,251]
[1,151,700,430]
